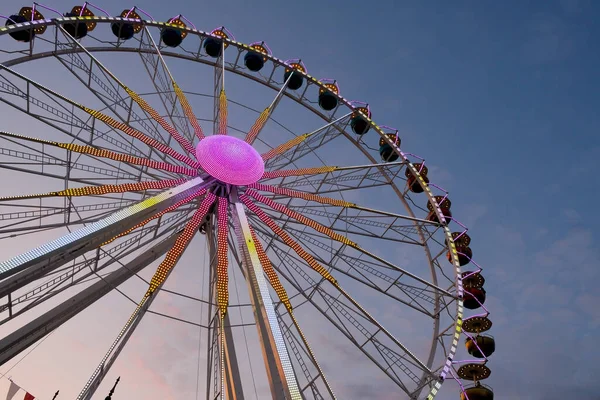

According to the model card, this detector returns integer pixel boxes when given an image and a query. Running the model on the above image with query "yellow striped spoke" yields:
[217,89,228,135]
[245,189,356,247]
[0,131,197,176]
[124,88,196,155]
[102,188,207,246]
[147,192,216,294]
[83,106,200,168]
[249,226,292,311]
[261,134,309,161]
[216,197,229,316]
[173,82,205,141]
[244,107,270,144]
[239,194,336,284]
[261,166,337,179]
[247,183,355,208]
[0,178,185,202]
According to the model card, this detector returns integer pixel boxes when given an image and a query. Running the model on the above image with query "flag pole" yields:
[104,377,120,400]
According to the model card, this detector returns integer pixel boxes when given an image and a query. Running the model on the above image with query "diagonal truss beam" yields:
[0,178,208,298]
[0,234,178,366]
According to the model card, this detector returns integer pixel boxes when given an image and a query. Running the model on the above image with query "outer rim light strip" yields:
[232,197,301,399]
[0,177,205,275]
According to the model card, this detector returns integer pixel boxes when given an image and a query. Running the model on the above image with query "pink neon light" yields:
[196,135,264,186]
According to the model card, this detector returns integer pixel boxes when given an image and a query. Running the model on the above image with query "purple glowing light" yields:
[196,135,264,186]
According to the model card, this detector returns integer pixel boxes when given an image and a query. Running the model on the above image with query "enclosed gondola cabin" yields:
[6,7,46,42]
[426,195,452,224]
[244,42,268,71]
[283,61,306,90]
[462,316,492,334]
[161,17,187,48]
[461,383,494,400]
[204,28,231,58]
[461,271,485,288]
[465,335,495,358]
[350,106,371,135]
[379,133,400,162]
[111,9,142,40]
[463,286,486,309]
[63,6,97,40]
[405,163,429,193]
[447,244,472,266]
[318,82,339,111]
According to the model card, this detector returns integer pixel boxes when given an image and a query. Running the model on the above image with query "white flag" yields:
[5,381,19,400]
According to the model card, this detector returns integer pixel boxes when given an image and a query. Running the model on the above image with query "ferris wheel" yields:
[0,3,496,400]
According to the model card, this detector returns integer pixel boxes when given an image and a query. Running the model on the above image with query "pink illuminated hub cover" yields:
[196,135,264,186]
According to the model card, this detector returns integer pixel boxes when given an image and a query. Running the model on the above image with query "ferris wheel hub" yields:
[196,135,264,186]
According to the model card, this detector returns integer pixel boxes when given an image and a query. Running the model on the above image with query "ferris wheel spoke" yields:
[244,72,293,145]
[79,192,216,400]
[0,65,180,168]
[0,177,207,299]
[271,161,407,194]
[50,37,178,162]
[274,306,337,399]
[0,234,179,370]
[284,204,435,246]
[58,26,196,157]
[267,224,443,317]
[0,210,191,325]
[247,198,453,302]
[0,133,175,184]
[0,177,186,202]
[0,130,196,176]
[261,241,436,397]
[0,64,198,168]
[137,26,198,143]
[263,114,352,170]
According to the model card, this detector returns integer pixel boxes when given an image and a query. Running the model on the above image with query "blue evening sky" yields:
[0,0,598,399]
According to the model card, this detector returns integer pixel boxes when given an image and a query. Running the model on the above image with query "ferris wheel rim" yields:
[0,14,482,399]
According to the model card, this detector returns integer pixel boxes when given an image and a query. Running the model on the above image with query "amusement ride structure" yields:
[0,3,496,399]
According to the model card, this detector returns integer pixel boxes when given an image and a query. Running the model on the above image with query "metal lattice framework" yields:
[0,4,495,400]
